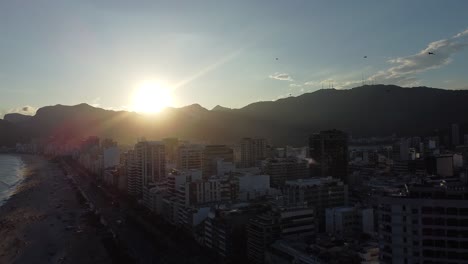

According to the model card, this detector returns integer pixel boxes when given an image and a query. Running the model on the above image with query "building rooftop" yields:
[285,177,343,187]
[328,206,356,213]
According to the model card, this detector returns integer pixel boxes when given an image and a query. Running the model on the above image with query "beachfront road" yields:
[62,159,217,264]
[0,156,112,264]
[62,160,161,264]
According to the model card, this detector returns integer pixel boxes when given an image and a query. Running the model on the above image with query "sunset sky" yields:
[1,0,468,116]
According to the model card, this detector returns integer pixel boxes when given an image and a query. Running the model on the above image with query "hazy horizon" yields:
[1,83,465,118]
[1,0,468,116]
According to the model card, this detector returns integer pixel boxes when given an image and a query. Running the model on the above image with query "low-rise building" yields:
[262,157,309,187]
[283,177,348,232]
[247,206,316,264]
[325,206,375,239]
[204,204,265,261]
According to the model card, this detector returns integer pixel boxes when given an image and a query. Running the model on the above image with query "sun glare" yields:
[132,81,173,113]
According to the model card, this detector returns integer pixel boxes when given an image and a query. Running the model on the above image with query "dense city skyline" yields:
[3,1,468,263]
[1,0,468,116]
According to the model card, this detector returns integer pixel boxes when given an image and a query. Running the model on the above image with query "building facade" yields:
[379,185,468,264]
[177,144,204,170]
[283,177,348,232]
[240,138,267,168]
[135,141,166,186]
[262,157,309,187]
[202,145,234,178]
[247,206,316,264]
[309,130,348,183]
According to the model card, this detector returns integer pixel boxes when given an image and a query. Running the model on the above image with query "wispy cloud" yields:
[368,28,468,86]
[289,83,301,88]
[106,105,132,111]
[304,81,317,86]
[269,72,293,81]
[2,105,38,118]
[454,29,468,39]
[275,93,293,100]
[90,97,101,107]
[295,28,468,89]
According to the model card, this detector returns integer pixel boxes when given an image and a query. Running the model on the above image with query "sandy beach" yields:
[0,155,112,264]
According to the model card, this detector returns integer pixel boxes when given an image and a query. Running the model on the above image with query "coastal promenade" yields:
[0,155,112,264]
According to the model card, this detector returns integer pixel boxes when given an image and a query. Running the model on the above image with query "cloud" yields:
[289,83,302,88]
[304,81,317,86]
[90,97,101,107]
[269,28,468,93]
[269,72,293,81]
[105,105,132,111]
[276,93,293,99]
[454,29,468,39]
[368,28,468,86]
[4,105,37,117]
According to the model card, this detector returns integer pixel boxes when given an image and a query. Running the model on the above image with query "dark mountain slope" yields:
[3,113,32,124]
[3,85,468,147]
[0,119,30,147]
[237,85,468,138]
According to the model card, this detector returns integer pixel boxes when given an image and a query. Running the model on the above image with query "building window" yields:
[447,207,458,215]
[422,207,432,214]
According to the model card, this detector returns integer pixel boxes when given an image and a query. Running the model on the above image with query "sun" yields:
[132,81,173,113]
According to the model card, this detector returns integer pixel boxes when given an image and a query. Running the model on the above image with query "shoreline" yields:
[0,153,28,207]
[0,155,112,264]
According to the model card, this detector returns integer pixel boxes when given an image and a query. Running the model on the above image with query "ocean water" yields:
[0,154,25,206]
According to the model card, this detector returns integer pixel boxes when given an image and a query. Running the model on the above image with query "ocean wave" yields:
[0,155,25,206]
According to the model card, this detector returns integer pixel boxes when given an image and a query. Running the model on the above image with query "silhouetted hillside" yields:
[0,119,30,147]
[211,105,232,112]
[236,85,468,140]
[2,85,468,147]
[3,113,32,124]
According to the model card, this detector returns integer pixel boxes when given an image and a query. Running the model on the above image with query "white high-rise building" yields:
[134,141,165,210]
[379,185,468,264]
[135,141,166,186]
[126,150,142,197]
